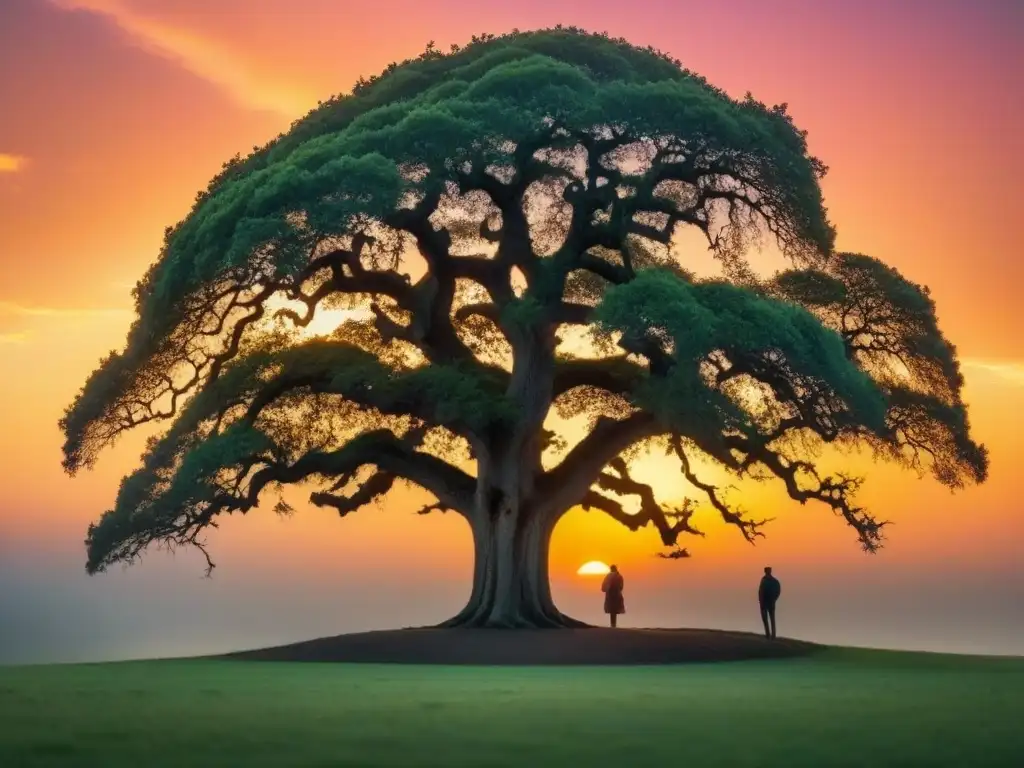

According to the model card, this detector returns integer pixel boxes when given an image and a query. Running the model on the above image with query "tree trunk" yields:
[439,314,585,628]
[440,507,587,628]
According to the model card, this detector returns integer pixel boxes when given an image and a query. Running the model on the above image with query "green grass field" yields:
[1,649,1021,767]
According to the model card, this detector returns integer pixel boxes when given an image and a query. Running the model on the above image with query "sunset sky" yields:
[1,0,1022,664]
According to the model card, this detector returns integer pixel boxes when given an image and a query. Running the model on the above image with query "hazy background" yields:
[1,0,1022,665]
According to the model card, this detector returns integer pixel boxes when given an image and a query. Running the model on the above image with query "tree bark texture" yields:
[441,322,588,628]
[441,504,586,628]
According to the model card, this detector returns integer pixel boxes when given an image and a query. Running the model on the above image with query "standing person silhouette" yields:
[601,565,625,628]
[758,566,781,639]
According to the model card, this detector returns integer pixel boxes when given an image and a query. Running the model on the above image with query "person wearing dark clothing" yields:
[758,566,781,639]
[601,565,625,628]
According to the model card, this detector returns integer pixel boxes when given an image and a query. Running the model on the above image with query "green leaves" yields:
[128,30,833,344]
[770,253,987,487]
[774,269,848,306]
[594,268,888,436]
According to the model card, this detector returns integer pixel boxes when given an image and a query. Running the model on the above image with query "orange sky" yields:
[0,0,1022,663]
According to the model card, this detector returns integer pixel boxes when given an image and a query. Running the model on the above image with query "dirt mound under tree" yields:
[223,627,821,665]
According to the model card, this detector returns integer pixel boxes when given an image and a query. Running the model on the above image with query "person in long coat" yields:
[758,566,782,639]
[601,565,625,627]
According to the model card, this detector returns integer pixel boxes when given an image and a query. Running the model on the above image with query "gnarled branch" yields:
[309,468,398,517]
[221,430,475,520]
[552,356,647,400]
[582,456,703,548]
[536,412,660,518]
[669,436,770,543]
[721,433,887,551]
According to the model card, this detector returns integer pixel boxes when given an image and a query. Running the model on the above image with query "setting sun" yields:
[577,561,611,576]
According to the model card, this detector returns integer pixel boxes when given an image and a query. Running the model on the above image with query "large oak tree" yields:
[62,29,987,627]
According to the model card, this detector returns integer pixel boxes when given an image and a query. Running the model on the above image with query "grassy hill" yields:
[1,647,1021,767]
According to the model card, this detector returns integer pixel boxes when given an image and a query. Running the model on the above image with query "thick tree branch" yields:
[454,302,501,325]
[384,192,492,363]
[238,347,504,452]
[720,433,887,551]
[577,252,632,285]
[714,352,847,443]
[455,300,592,328]
[551,302,594,326]
[552,357,646,400]
[582,456,703,547]
[309,468,398,517]
[535,412,660,517]
[224,429,476,519]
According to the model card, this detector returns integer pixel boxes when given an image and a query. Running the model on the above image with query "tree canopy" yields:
[61,28,986,625]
